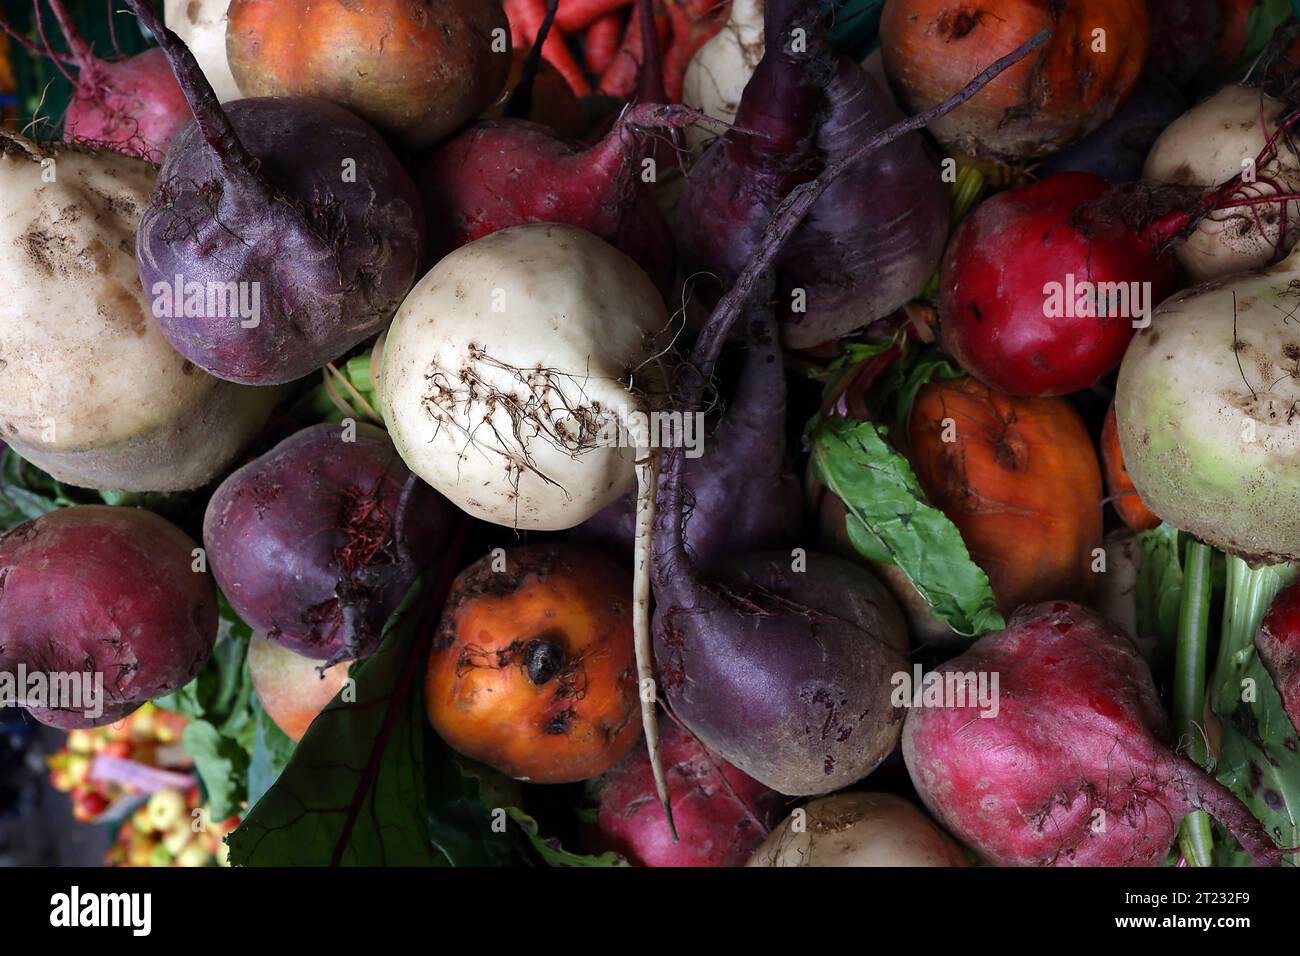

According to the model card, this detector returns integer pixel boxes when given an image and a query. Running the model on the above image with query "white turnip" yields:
[0,132,276,492]
[164,0,241,103]
[1144,85,1300,281]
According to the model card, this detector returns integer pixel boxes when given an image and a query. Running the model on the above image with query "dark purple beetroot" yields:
[1037,73,1185,183]
[1145,0,1223,87]
[675,0,947,349]
[576,307,802,565]
[203,423,455,662]
[126,0,424,386]
[0,506,217,728]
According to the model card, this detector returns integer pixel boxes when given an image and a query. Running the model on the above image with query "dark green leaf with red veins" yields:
[810,416,1002,637]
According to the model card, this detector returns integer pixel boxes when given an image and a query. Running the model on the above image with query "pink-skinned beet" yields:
[417,110,677,295]
[203,423,455,663]
[903,601,1283,866]
[2,0,189,163]
[588,719,783,866]
[0,506,217,728]
[1257,580,1300,735]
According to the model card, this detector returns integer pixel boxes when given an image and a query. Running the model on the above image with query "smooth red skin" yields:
[939,172,1176,397]
[203,423,455,661]
[904,602,1248,866]
[63,48,191,164]
[0,506,217,728]
[588,720,782,866]
[418,119,675,295]
[1257,581,1300,735]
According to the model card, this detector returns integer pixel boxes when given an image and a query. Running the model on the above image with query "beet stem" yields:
[1173,539,1215,865]
[658,29,1050,572]
[45,0,94,68]
[122,0,261,181]
[503,0,560,120]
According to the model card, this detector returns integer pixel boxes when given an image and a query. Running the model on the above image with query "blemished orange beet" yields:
[908,376,1103,614]
[225,0,511,150]
[879,0,1149,162]
[1101,403,1160,532]
[426,544,641,784]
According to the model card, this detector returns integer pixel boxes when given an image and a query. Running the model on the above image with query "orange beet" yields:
[908,376,1103,613]
[426,544,641,784]
[225,0,511,150]
[1100,403,1160,531]
[880,0,1149,161]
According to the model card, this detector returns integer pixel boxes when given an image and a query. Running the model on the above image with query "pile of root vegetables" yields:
[6,0,1300,868]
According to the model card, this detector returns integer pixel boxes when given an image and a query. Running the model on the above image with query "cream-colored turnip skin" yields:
[747,792,969,867]
[1115,247,1300,562]
[0,132,276,491]
[682,0,764,154]
[1144,86,1300,282]
[165,0,242,103]
[379,223,669,530]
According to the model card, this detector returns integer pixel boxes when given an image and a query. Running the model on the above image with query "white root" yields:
[632,440,675,837]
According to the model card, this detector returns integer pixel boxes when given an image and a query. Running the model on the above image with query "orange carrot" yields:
[586,12,623,76]
[598,2,667,97]
[556,0,634,34]
[508,0,594,95]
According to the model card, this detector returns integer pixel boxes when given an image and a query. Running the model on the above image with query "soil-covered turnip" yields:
[379,223,670,531]
[0,131,276,492]
[1143,85,1300,281]
[0,506,218,728]
[204,423,455,662]
[903,601,1282,866]
[1114,243,1300,562]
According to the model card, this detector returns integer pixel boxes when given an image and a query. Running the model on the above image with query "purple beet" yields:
[649,302,909,797]
[203,423,455,662]
[577,307,802,565]
[124,0,424,386]
[1037,74,1185,183]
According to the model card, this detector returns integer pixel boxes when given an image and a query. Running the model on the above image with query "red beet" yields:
[203,424,456,663]
[2,0,189,163]
[0,506,217,728]
[589,719,782,866]
[938,172,1176,397]
[1257,580,1300,735]
[904,601,1282,866]
[417,106,677,295]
